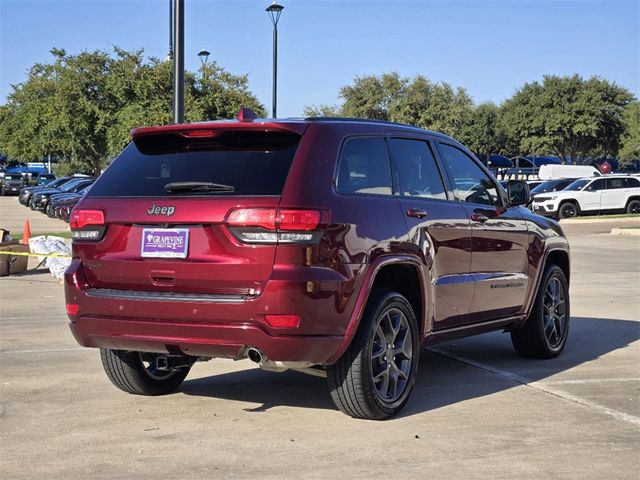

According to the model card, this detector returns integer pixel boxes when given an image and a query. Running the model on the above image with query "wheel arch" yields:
[326,255,426,364]
[558,198,581,214]
[522,247,570,321]
[624,196,640,208]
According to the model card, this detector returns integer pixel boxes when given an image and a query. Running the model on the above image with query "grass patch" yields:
[567,213,640,221]
[11,231,71,241]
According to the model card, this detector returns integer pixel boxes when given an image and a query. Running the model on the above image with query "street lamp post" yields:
[265,2,284,118]
[172,0,185,124]
[197,49,211,83]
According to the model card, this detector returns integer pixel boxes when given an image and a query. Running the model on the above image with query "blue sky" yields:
[0,0,638,117]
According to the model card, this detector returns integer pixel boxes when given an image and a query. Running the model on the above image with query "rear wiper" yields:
[164,181,235,193]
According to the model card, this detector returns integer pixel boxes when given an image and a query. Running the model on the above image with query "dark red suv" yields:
[65,112,570,419]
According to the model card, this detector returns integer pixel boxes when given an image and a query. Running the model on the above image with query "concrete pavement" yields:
[0,215,638,479]
[0,196,70,235]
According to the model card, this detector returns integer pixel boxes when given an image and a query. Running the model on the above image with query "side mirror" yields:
[508,180,530,206]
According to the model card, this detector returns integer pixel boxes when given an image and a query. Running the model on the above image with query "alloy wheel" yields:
[542,276,567,348]
[370,308,413,403]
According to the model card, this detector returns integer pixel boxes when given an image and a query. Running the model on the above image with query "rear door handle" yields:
[406,208,428,219]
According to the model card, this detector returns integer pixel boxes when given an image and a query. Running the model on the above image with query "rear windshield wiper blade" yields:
[164,181,235,193]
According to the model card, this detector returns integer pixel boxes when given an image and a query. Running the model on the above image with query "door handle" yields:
[406,208,428,219]
[471,213,489,223]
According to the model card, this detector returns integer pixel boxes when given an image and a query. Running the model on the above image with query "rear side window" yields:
[87,131,300,197]
[336,137,392,195]
[608,178,626,189]
[624,178,640,188]
[389,139,446,200]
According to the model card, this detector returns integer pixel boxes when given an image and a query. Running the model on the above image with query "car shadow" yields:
[180,316,639,417]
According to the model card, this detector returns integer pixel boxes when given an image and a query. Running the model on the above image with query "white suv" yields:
[532,175,640,219]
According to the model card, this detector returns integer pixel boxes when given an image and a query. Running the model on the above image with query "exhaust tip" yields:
[246,347,263,364]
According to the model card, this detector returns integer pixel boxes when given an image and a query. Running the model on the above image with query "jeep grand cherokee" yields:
[65,111,570,419]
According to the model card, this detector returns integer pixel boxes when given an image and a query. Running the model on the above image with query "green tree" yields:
[0,47,265,173]
[340,72,406,121]
[459,102,507,161]
[302,104,342,117]
[619,101,640,165]
[390,75,473,139]
[501,75,634,163]
[323,72,473,139]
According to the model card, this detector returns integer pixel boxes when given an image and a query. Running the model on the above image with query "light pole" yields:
[172,0,185,123]
[197,49,210,84]
[266,2,284,118]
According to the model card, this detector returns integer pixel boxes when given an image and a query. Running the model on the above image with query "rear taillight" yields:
[225,208,329,244]
[265,314,301,329]
[70,209,106,241]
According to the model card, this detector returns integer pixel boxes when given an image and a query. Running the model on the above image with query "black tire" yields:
[511,264,570,359]
[557,201,579,219]
[327,290,419,420]
[626,199,640,215]
[0,186,5,196]
[100,349,191,395]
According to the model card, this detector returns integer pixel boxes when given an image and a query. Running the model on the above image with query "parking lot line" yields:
[429,347,640,426]
[0,347,86,354]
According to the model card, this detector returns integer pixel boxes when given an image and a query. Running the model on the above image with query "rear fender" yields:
[518,246,570,328]
[325,255,426,364]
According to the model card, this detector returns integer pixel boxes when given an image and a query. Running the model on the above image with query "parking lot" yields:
[0,197,639,479]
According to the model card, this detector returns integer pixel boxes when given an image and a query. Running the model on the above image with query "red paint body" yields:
[65,118,569,364]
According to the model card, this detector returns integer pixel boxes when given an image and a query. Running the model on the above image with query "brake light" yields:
[70,209,104,229]
[278,209,320,231]
[70,209,106,241]
[265,314,301,329]
[226,208,277,230]
[225,208,329,244]
[66,303,79,317]
[181,129,218,138]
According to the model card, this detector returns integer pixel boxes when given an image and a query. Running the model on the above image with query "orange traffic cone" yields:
[21,220,31,246]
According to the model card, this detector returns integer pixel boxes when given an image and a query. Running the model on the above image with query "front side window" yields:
[565,179,590,191]
[438,143,499,206]
[336,137,392,195]
[388,138,447,200]
[586,179,607,191]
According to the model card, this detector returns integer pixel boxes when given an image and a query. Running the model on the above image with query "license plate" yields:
[141,228,189,258]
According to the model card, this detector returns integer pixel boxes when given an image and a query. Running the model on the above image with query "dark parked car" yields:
[65,112,571,420]
[0,173,26,196]
[530,178,578,199]
[35,172,57,186]
[46,184,92,218]
[30,178,93,211]
[19,176,78,205]
[54,195,81,222]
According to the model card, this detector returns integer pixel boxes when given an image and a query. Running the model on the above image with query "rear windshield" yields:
[5,174,23,180]
[88,131,301,198]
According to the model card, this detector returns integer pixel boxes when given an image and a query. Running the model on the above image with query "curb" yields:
[610,228,640,236]
[560,216,640,225]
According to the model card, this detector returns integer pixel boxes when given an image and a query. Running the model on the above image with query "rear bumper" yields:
[68,316,342,363]
[64,259,355,364]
